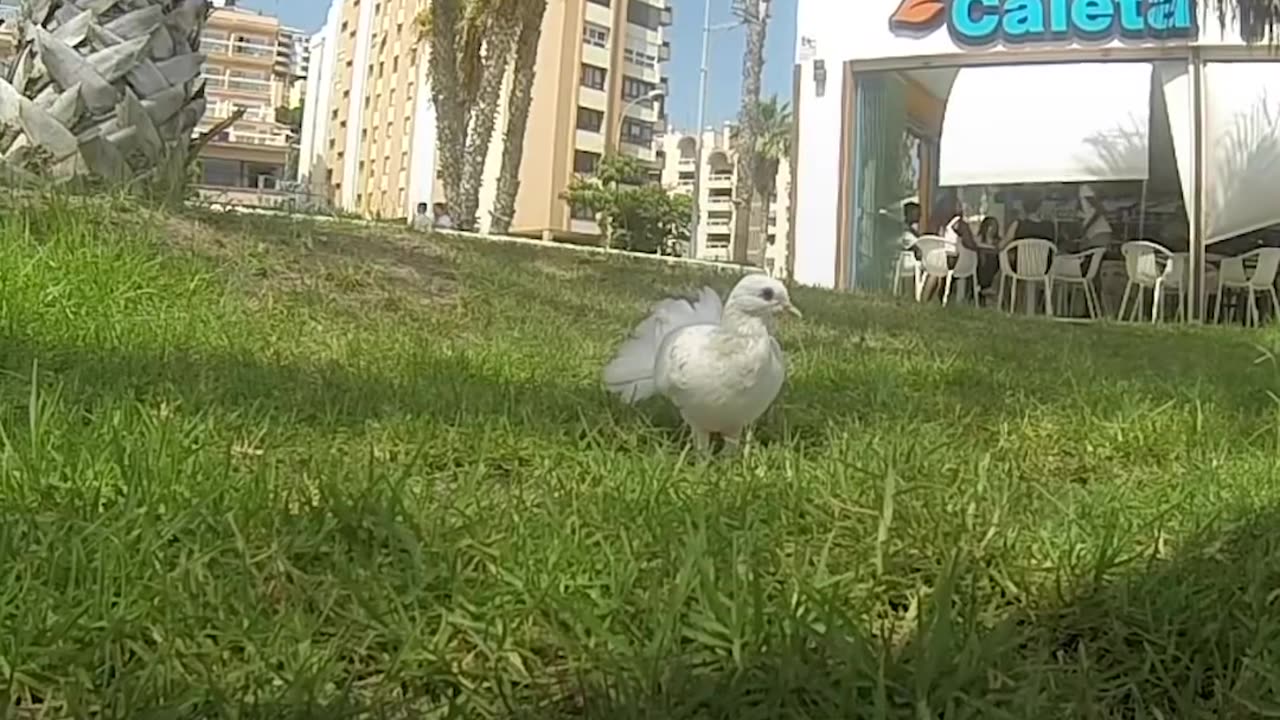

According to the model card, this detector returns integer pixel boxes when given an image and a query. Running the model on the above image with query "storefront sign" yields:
[889,0,1195,46]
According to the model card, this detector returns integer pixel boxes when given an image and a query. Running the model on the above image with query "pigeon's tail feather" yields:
[603,286,723,404]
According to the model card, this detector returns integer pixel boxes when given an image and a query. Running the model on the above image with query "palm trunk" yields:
[457,19,518,231]
[731,5,769,265]
[427,0,467,219]
[750,159,777,267]
[489,0,546,235]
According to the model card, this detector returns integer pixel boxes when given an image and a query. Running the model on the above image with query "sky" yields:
[239,0,797,131]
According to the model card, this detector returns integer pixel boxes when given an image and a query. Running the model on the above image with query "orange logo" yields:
[889,0,947,32]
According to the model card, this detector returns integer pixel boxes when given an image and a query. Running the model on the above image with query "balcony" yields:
[202,128,290,147]
[207,105,275,123]
[659,5,672,26]
[201,37,277,61]
[658,41,670,63]
[707,172,733,188]
[202,73,273,96]
[705,196,733,210]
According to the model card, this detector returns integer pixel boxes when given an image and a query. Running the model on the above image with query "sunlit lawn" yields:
[1,197,1279,717]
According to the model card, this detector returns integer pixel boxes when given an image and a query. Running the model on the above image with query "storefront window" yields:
[850,74,909,290]
[849,74,945,291]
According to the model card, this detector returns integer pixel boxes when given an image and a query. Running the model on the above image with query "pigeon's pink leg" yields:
[721,427,743,458]
[682,413,712,456]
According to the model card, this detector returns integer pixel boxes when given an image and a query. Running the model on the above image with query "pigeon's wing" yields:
[691,286,723,323]
[769,335,786,373]
[603,287,723,404]
[653,324,717,400]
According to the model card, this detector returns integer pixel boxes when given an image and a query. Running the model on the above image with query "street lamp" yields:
[689,4,744,260]
[614,88,665,150]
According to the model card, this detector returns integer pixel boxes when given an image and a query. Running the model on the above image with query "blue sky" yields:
[239,0,796,131]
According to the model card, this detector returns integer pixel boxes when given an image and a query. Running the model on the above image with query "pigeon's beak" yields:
[784,301,803,318]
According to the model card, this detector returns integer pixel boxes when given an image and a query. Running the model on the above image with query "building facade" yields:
[659,124,790,277]
[792,0,1280,322]
[197,2,295,200]
[277,26,311,109]
[298,0,672,233]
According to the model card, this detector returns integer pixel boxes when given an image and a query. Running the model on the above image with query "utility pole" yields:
[689,4,743,261]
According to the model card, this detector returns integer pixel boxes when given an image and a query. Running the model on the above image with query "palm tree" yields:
[489,0,547,235]
[0,0,227,202]
[1213,0,1280,42]
[417,0,487,226]
[456,0,520,231]
[730,0,770,265]
[744,96,792,267]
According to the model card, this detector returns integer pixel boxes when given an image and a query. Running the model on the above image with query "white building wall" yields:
[297,13,336,194]
[405,40,438,221]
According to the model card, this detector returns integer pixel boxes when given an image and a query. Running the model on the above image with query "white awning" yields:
[1201,62,1280,244]
[939,62,1153,187]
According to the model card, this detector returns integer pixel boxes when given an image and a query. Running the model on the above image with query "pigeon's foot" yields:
[721,429,742,459]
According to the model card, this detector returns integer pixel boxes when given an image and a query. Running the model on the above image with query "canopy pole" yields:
[1138,180,1148,240]
[1189,48,1206,323]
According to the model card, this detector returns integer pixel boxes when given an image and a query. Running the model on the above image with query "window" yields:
[623,47,657,70]
[588,0,610,5]
[580,63,606,91]
[621,76,655,104]
[574,150,600,174]
[583,22,609,48]
[570,203,596,220]
[576,107,603,133]
[620,118,653,146]
[627,1,662,30]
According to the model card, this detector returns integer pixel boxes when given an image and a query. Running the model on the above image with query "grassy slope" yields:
[2,198,1280,717]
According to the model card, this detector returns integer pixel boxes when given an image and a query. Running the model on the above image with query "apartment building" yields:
[0,0,19,74]
[299,0,672,233]
[277,26,311,108]
[659,124,792,277]
[197,2,294,197]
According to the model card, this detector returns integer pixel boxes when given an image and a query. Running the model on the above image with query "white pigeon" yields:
[602,274,802,455]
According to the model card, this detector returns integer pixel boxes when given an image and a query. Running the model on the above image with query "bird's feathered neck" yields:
[720,303,771,337]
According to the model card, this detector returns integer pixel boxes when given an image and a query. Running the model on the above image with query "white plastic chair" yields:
[1158,253,1218,323]
[1216,247,1280,326]
[892,250,922,300]
[912,235,947,303]
[920,243,979,307]
[1118,241,1173,323]
[1052,247,1107,319]
[998,238,1056,316]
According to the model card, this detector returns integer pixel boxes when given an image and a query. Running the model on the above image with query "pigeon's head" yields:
[727,275,802,319]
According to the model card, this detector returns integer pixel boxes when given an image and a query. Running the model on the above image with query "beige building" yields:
[197,2,294,198]
[299,0,672,233]
[659,124,791,277]
[0,0,19,74]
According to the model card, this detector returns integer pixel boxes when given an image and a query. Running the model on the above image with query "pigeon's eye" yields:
[760,287,775,302]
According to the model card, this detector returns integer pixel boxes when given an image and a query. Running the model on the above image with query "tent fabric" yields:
[939,62,1153,187]
[1201,62,1280,245]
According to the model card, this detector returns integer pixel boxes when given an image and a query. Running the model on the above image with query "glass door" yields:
[850,73,914,291]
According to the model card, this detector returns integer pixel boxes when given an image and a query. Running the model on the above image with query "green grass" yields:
[2,196,1280,718]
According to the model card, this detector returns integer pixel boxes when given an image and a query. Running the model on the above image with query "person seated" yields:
[974,216,1002,290]
[930,195,997,301]
[1078,184,1113,250]
[900,201,922,260]
[411,201,433,232]
[433,202,455,230]
[1003,191,1055,244]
